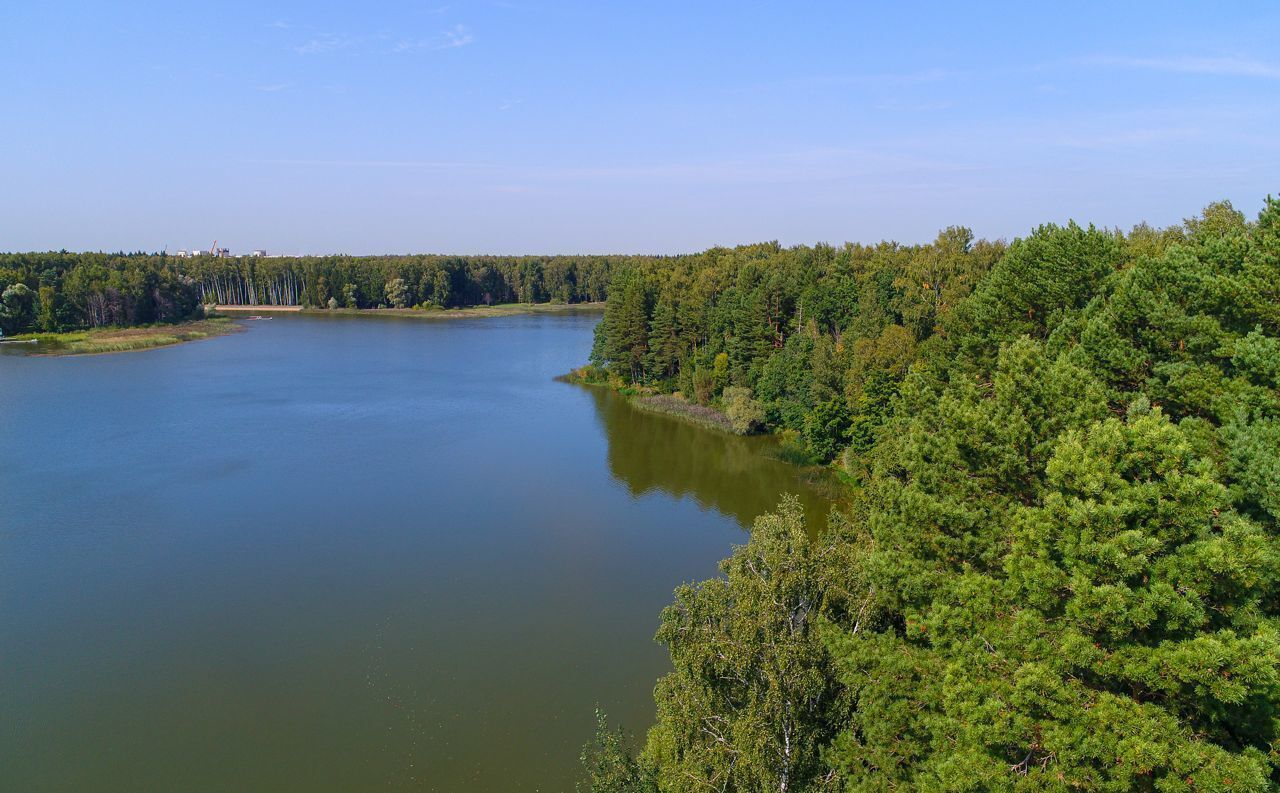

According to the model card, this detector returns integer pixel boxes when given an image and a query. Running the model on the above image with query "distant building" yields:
[170,244,239,258]
[251,250,267,257]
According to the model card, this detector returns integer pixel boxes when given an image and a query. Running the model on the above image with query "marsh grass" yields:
[20,318,240,356]
[631,394,737,434]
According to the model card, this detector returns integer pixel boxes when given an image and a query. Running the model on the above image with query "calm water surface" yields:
[0,313,830,792]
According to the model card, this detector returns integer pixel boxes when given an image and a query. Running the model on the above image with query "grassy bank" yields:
[560,366,852,496]
[561,366,741,435]
[16,318,241,356]
[630,394,737,433]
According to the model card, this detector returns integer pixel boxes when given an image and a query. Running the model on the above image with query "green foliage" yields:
[579,710,658,793]
[845,368,897,454]
[36,285,59,331]
[384,277,409,309]
[590,230,1003,455]
[596,197,1280,792]
[646,291,681,383]
[758,333,816,430]
[0,282,35,334]
[801,398,849,463]
[1225,417,1280,521]
[645,497,852,792]
[953,222,1121,360]
[712,351,730,392]
[722,386,766,435]
[592,267,651,382]
[776,430,817,467]
[1234,326,1280,388]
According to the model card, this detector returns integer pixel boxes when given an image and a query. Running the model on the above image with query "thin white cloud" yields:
[873,100,955,113]
[250,159,495,169]
[296,34,356,55]
[257,83,290,92]
[439,24,473,49]
[1086,55,1280,79]
[396,24,473,52]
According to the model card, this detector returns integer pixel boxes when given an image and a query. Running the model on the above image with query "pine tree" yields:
[646,292,681,382]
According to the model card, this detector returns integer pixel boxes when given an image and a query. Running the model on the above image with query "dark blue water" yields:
[0,313,828,792]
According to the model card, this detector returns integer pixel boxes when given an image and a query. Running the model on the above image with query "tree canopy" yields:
[583,198,1280,792]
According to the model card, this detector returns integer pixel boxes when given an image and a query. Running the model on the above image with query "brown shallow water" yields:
[0,313,832,792]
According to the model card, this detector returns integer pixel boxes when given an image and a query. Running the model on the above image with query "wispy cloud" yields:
[296,34,357,55]
[498,98,523,111]
[396,24,474,52]
[1085,55,1280,79]
[257,83,290,92]
[873,100,955,113]
[440,24,473,48]
[250,159,495,169]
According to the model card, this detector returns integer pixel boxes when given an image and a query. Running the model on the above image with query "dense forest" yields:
[0,251,639,335]
[583,199,1280,791]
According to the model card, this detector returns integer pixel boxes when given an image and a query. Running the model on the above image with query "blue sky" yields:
[3,1,1278,254]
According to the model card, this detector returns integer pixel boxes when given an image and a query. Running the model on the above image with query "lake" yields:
[0,312,831,792]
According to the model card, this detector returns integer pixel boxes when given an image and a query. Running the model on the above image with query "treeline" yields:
[584,199,1280,791]
[0,252,644,335]
[589,229,1007,460]
[178,254,624,309]
[0,252,202,335]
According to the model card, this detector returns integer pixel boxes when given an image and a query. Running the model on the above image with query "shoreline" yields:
[559,367,741,434]
[213,301,606,319]
[560,368,848,502]
[10,318,243,357]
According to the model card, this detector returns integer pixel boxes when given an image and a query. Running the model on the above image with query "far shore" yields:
[212,301,606,319]
[6,302,606,358]
[213,304,303,312]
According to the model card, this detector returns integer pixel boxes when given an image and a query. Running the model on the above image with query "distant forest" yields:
[582,198,1280,791]
[0,252,640,335]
